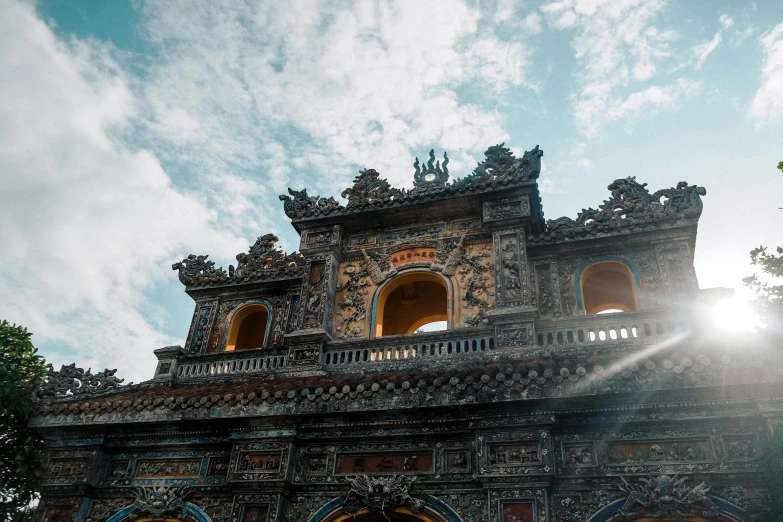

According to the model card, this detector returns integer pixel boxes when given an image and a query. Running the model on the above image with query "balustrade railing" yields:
[535,312,690,348]
[172,311,689,380]
[176,354,286,379]
[323,333,496,367]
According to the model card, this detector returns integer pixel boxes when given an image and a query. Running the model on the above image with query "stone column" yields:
[285,225,342,368]
[482,193,537,348]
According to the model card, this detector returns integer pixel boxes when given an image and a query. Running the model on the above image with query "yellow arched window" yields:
[579,261,639,314]
[225,303,270,351]
[374,271,448,337]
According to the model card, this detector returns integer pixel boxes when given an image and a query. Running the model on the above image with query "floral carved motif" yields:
[336,261,371,339]
[456,243,494,326]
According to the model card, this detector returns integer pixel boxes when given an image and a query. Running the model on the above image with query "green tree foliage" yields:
[750,430,783,522]
[0,321,48,521]
[743,246,783,335]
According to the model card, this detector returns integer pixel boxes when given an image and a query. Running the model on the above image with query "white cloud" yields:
[606,79,702,120]
[577,158,593,169]
[137,0,537,194]
[0,1,245,381]
[541,0,686,136]
[523,13,543,34]
[693,32,722,69]
[719,14,734,29]
[749,21,783,126]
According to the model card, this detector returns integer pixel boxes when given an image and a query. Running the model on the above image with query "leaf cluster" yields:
[750,431,783,522]
[743,246,783,334]
[0,320,48,521]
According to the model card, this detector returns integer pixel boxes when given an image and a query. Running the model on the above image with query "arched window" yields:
[579,261,638,315]
[374,271,449,337]
[225,303,270,351]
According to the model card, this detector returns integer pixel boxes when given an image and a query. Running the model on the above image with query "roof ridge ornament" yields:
[462,142,543,184]
[36,363,127,401]
[542,177,706,240]
[172,234,305,287]
[342,168,405,207]
[277,142,543,220]
[413,149,449,189]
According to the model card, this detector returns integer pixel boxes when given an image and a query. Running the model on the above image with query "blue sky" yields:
[1,0,781,382]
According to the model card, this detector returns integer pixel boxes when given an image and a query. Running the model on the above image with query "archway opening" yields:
[580,261,638,315]
[375,272,448,337]
[226,304,270,351]
[337,511,431,522]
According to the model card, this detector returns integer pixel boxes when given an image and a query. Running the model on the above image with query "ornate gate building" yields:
[31,144,782,522]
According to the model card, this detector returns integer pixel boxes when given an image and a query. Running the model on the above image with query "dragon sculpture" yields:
[618,473,720,519]
[343,475,423,518]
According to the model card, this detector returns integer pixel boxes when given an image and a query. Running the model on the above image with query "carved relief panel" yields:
[100,449,228,486]
[185,301,217,355]
[86,497,135,522]
[228,442,290,482]
[297,256,334,331]
[655,241,698,302]
[40,449,97,486]
[334,259,371,339]
[293,440,473,484]
[34,497,83,522]
[554,423,764,476]
[299,224,341,252]
[493,229,530,308]
[531,258,561,317]
[489,489,547,522]
[477,430,553,477]
[456,241,495,327]
[231,494,280,522]
[483,195,530,223]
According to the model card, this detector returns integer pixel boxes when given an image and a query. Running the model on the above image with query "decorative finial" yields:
[412,149,450,189]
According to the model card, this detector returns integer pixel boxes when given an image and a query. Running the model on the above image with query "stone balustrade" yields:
[536,310,691,348]
[176,353,287,379]
[323,331,496,367]
[172,310,691,381]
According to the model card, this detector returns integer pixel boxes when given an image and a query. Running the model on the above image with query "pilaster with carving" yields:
[655,240,699,303]
[492,228,531,309]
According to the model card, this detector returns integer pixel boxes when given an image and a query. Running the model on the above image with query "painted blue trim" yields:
[306,494,464,522]
[107,505,135,522]
[574,256,642,313]
[220,300,275,352]
[416,495,465,522]
[307,496,344,522]
[369,269,452,337]
[106,502,212,522]
[585,497,751,522]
